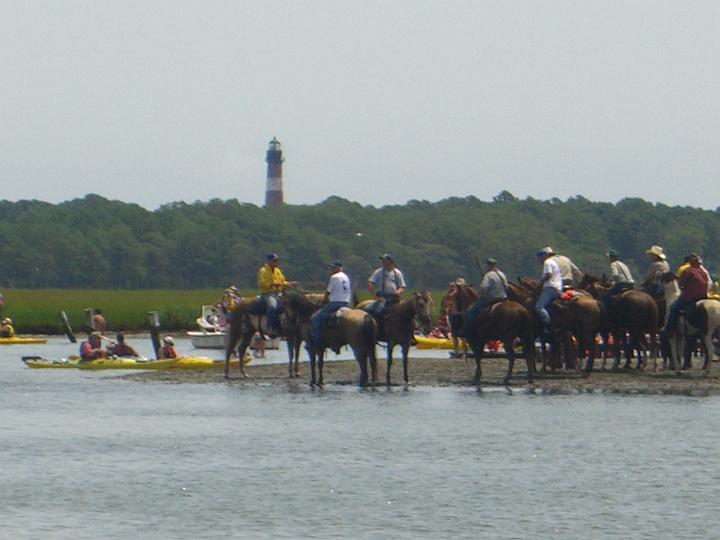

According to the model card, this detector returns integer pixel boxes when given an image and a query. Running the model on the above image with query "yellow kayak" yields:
[413,335,456,350]
[22,355,251,370]
[1,336,48,345]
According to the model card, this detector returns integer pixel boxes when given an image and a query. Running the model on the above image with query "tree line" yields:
[1,192,718,290]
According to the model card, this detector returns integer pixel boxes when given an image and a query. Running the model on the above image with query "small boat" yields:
[22,354,251,370]
[413,335,456,350]
[188,305,280,350]
[0,336,48,345]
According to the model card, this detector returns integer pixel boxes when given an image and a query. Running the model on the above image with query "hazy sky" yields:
[1,1,718,209]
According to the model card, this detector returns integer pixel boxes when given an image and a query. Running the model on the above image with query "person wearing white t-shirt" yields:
[310,260,352,348]
[367,253,406,316]
[535,247,562,337]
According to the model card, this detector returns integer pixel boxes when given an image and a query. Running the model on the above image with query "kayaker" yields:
[367,253,406,316]
[0,317,15,338]
[257,253,298,337]
[310,260,352,350]
[80,332,107,360]
[109,334,140,358]
[158,336,178,359]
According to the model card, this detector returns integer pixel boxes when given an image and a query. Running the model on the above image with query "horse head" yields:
[413,289,434,331]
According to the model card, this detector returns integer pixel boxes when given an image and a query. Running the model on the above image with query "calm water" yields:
[2,336,720,539]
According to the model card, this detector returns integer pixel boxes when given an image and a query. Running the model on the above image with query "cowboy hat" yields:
[646,245,667,259]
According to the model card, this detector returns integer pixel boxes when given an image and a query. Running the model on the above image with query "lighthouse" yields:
[264,137,284,208]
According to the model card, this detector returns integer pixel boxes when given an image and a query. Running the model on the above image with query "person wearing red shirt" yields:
[663,254,708,336]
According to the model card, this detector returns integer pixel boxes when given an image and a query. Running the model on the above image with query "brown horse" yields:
[579,274,659,371]
[303,308,378,387]
[465,299,535,385]
[509,280,601,375]
[357,290,433,385]
[224,296,271,379]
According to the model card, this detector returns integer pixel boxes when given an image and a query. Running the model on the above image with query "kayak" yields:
[22,355,252,370]
[413,335,456,350]
[0,336,48,345]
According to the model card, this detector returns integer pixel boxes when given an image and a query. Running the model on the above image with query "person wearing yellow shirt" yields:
[257,253,298,336]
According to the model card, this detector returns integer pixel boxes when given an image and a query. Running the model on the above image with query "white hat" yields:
[163,336,174,344]
[646,245,667,260]
[2,318,11,324]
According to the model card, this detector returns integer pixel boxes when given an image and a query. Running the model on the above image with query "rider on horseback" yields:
[367,253,406,317]
[535,247,563,338]
[463,258,508,341]
[602,249,635,313]
[641,245,670,297]
[310,260,352,349]
[257,253,298,337]
[663,253,708,336]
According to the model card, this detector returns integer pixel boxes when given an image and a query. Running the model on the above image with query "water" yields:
[2,336,720,539]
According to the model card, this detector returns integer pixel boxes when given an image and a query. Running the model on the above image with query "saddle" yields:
[325,307,351,329]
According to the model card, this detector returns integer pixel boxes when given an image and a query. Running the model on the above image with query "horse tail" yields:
[363,313,377,357]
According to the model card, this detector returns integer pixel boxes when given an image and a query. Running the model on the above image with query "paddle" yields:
[58,311,76,343]
[148,311,161,360]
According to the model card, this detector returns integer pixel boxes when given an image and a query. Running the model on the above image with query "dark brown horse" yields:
[357,290,433,385]
[509,280,601,375]
[465,299,535,385]
[441,285,478,359]
[280,290,324,378]
[579,274,659,371]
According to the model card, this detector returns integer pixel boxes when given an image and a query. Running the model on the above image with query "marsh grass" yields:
[1,288,447,334]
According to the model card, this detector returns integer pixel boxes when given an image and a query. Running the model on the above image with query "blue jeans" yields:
[260,292,280,331]
[311,301,349,347]
[535,287,559,328]
[369,293,395,316]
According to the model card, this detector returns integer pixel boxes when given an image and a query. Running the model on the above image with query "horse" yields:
[280,290,325,378]
[357,290,433,385]
[509,280,600,376]
[659,272,720,372]
[465,299,535,385]
[579,274,659,371]
[224,295,273,379]
[303,308,378,387]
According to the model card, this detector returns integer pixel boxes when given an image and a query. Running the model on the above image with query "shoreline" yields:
[115,356,720,396]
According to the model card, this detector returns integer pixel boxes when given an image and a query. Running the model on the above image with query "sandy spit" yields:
[114,356,720,396]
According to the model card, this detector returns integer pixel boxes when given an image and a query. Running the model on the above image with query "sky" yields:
[1,1,718,210]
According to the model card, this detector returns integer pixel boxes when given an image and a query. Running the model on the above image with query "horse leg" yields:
[318,349,325,386]
[308,347,317,386]
[401,343,410,385]
[472,340,484,385]
[355,346,368,387]
[294,338,302,377]
[502,339,515,386]
[234,334,251,379]
[286,335,295,378]
[540,340,548,374]
[703,331,714,373]
[386,343,394,386]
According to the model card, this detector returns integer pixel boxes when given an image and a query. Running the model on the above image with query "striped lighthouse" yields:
[264,137,284,208]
